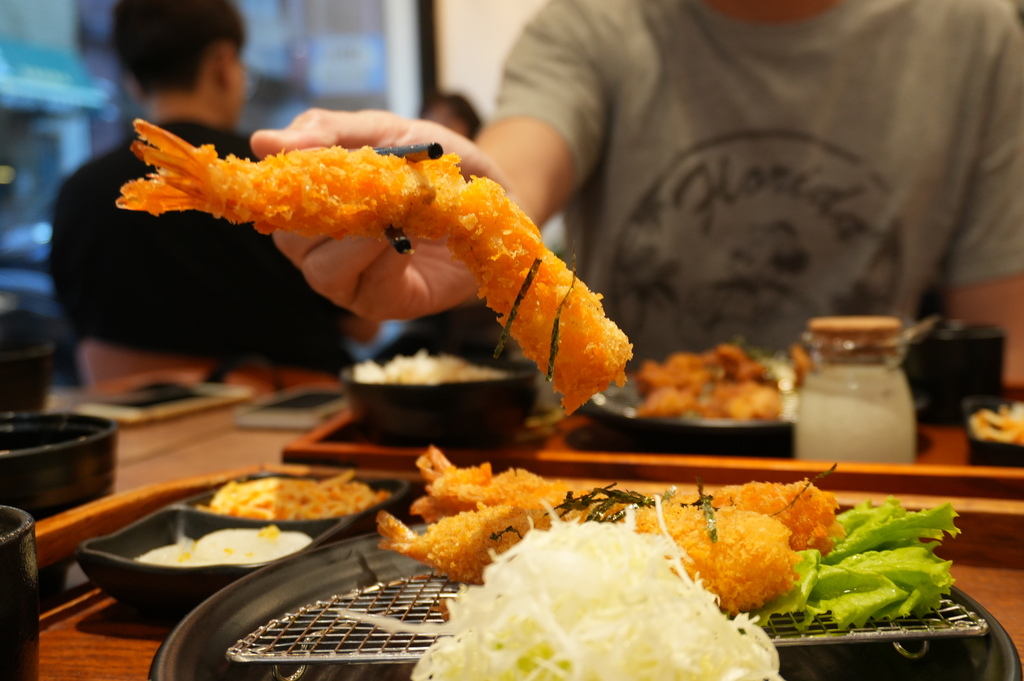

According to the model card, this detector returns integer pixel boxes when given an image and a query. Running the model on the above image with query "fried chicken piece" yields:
[634,386,700,418]
[705,343,769,383]
[634,504,800,615]
[633,344,783,420]
[635,352,711,394]
[709,381,782,420]
[409,447,574,522]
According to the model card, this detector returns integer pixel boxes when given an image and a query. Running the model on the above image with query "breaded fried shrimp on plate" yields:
[409,447,575,522]
[377,506,553,585]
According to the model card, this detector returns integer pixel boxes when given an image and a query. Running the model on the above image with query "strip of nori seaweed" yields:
[494,257,542,358]
[547,257,577,380]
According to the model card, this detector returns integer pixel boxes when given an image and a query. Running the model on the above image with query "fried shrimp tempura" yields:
[410,447,574,522]
[379,501,799,614]
[634,504,800,615]
[711,480,844,554]
[377,506,553,585]
[117,120,631,413]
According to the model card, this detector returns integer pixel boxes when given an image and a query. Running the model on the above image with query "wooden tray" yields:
[33,467,1024,680]
[35,462,361,571]
[282,410,1024,501]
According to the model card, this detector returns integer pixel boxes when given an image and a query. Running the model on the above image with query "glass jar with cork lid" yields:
[794,315,916,464]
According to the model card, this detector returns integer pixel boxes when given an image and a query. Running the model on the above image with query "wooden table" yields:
[33,403,1024,680]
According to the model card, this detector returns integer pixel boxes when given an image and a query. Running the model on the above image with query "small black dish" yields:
[0,411,118,598]
[340,358,538,447]
[962,396,1024,467]
[76,476,408,616]
[0,412,118,517]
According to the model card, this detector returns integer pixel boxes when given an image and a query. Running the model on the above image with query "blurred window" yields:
[0,0,434,385]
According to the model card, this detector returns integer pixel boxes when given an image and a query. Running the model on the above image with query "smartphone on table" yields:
[233,386,346,430]
[74,382,254,424]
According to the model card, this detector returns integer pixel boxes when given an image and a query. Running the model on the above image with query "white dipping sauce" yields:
[135,525,312,567]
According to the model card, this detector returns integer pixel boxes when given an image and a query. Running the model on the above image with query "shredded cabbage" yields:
[410,512,783,681]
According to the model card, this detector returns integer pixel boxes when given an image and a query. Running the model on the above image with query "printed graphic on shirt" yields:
[610,130,902,357]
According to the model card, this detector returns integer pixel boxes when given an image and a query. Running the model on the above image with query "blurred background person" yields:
[420,91,483,140]
[49,0,362,391]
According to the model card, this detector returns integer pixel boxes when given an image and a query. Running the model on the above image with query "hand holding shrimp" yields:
[272,231,478,320]
[117,116,632,412]
[257,110,521,320]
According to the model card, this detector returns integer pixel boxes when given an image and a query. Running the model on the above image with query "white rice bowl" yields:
[351,349,510,385]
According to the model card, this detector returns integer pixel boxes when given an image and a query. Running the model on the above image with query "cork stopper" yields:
[808,315,901,342]
[805,316,904,361]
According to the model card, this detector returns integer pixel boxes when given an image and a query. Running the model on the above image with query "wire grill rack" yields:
[763,597,988,646]
[227,573,989,670]
[227,574,458,666]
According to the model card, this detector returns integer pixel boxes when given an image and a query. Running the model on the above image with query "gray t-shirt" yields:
[493,0,1024,361]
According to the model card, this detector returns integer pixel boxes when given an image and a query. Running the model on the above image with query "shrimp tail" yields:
[415,446,458,484]
[376,510,426,561]
[117,120,221,215]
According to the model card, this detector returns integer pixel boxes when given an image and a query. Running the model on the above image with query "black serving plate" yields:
[77,477,408,616]
[149,532,1020,681]
[580,383,795,457]
[962,396,1024,467]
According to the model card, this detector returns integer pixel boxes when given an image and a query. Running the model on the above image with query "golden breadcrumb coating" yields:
[377,506,553,585]
[711,480,845,554]
[409,447,574,522]
[634,504,800,615]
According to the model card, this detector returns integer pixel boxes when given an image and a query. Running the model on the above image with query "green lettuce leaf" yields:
[755,497,959,629]
[826,497,960,563]
[803,564,907,629]
[751,550,820,621]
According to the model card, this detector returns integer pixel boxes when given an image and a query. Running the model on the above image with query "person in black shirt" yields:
[50,0,357,385]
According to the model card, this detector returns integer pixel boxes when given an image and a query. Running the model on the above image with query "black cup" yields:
[0,341,55,412]
[905,321,1005,424]
[0,506,39,681]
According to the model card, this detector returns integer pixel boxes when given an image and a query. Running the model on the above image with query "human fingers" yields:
[251,109,406,156]
[271,231,333,269]
[250,109,509,185]
[272,232,397,314]
[351,238,478,318]
[273,231,477,320]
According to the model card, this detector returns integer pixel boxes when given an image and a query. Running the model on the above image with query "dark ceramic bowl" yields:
[0,505,38,681]
[962,395,1024,467]
[76,476,409,616]
[0,412,118,518]
[0,340,54,412]
[340,358,539,447]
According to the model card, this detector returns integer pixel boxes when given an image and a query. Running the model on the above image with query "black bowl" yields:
[962,395,1024,467]
[340,359,539,447]
[0,412,118,518]
[0,340,54,412]
[76,476,409,616]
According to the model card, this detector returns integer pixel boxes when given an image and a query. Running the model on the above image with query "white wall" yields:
[433,0,549,120]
